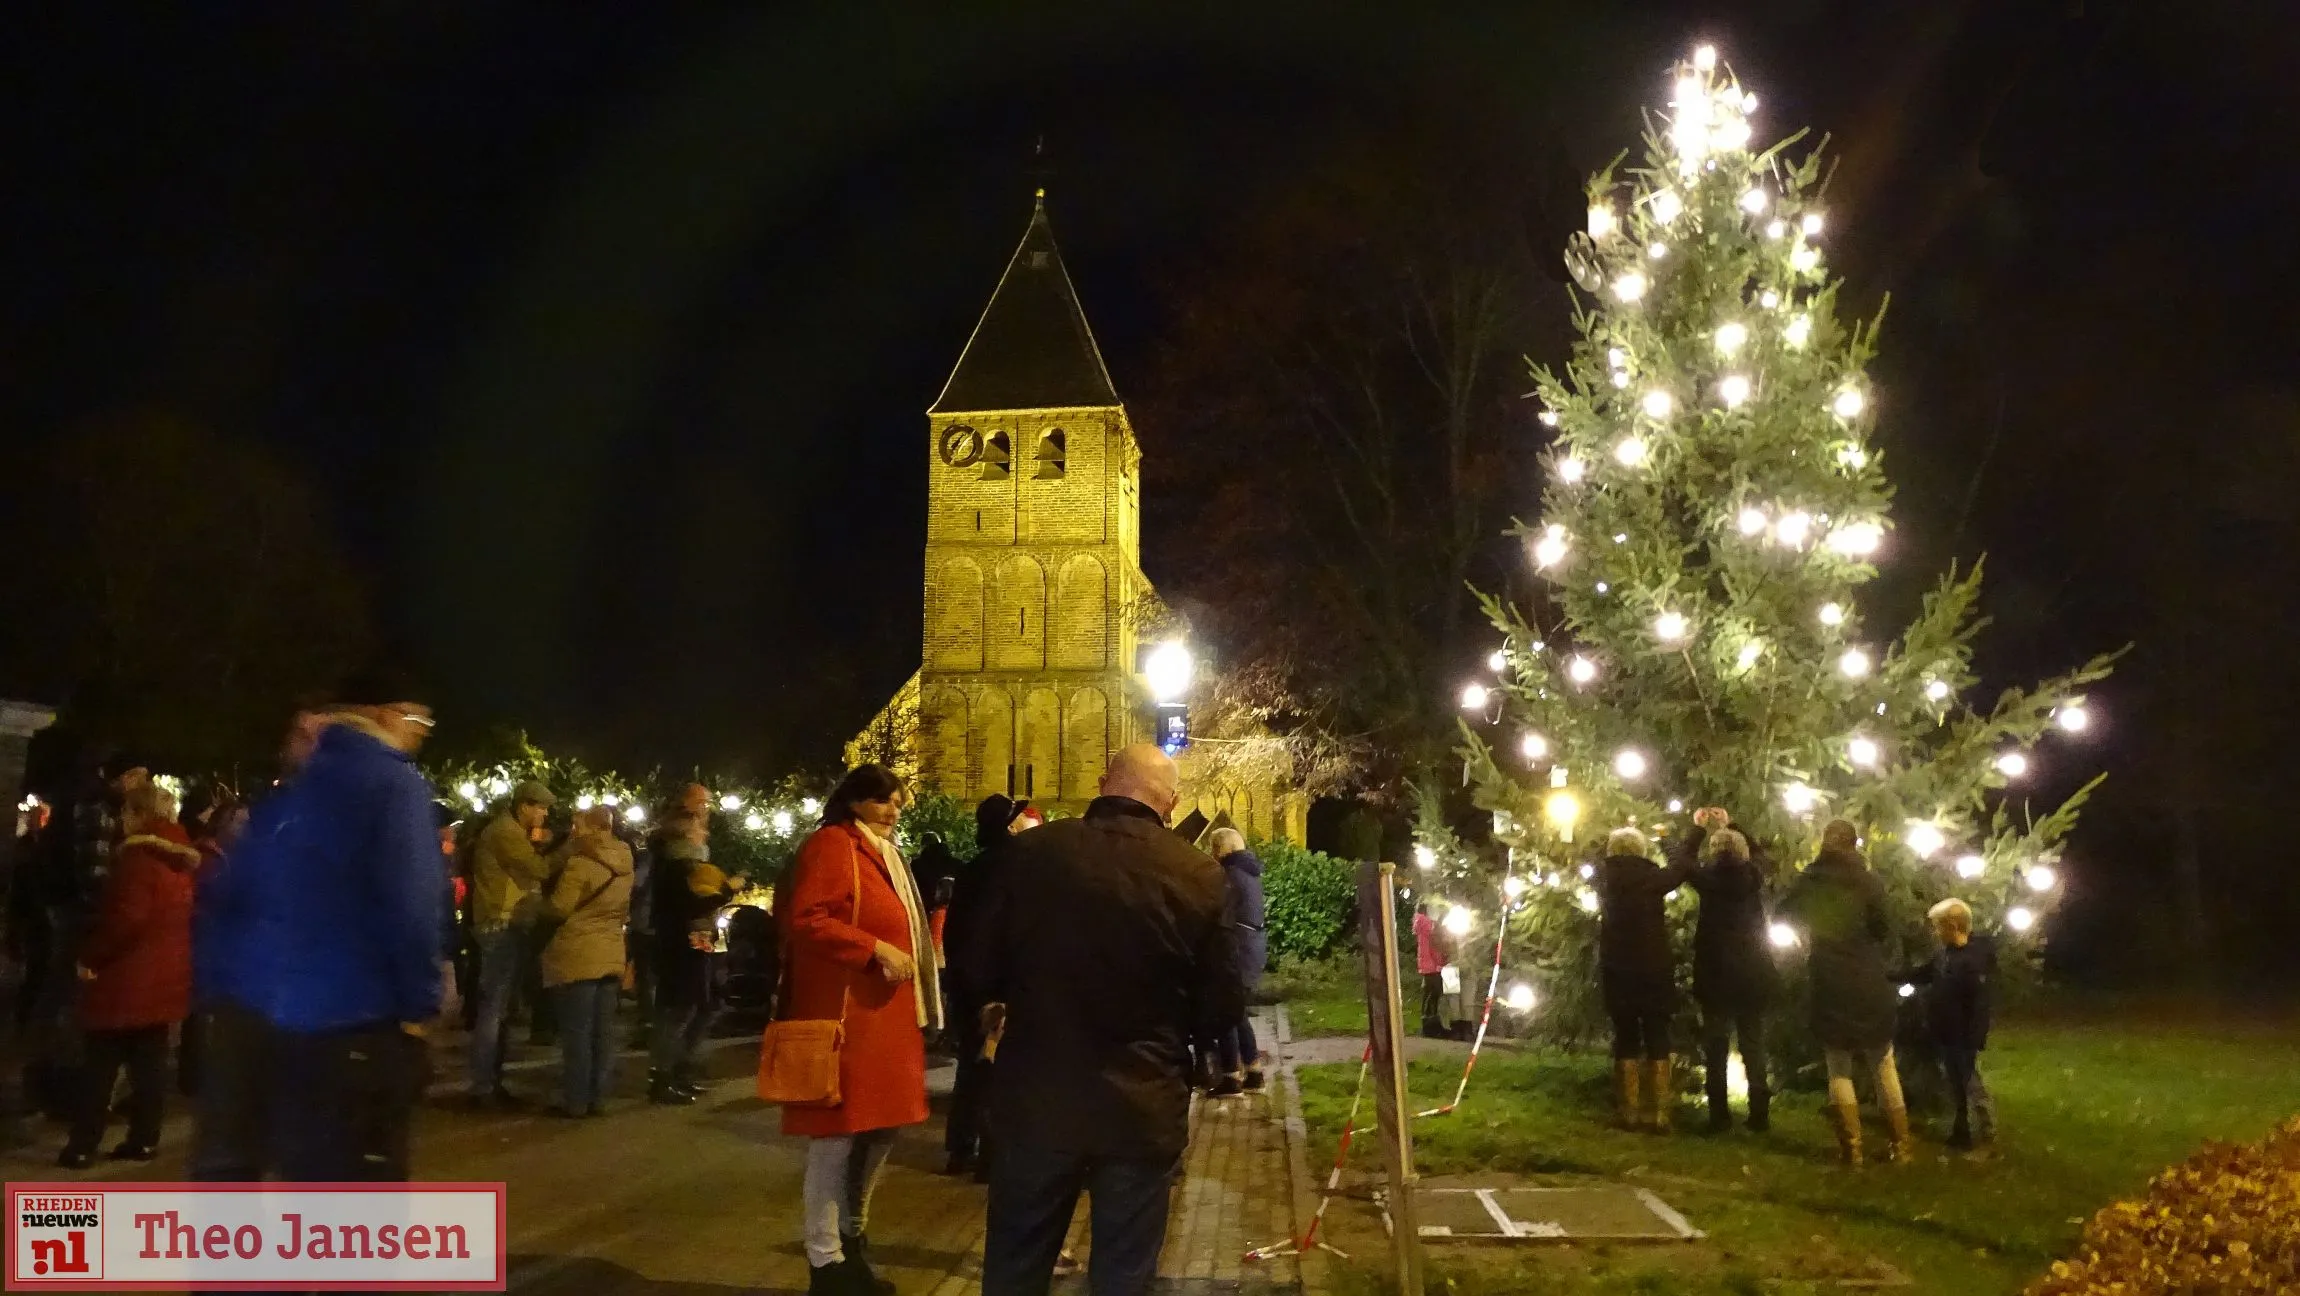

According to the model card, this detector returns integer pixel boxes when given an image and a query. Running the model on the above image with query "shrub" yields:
[1257,838,1357,963]
[2026,1117,2300,1295]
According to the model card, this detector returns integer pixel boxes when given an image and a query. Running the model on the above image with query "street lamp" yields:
[1146,641,1196,754]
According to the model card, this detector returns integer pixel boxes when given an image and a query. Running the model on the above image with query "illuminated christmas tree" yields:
[1442,45,2118,1038]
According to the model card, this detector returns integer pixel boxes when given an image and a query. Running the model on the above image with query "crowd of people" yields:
[1590,808,1999,1164]
[2,667,1274,1296]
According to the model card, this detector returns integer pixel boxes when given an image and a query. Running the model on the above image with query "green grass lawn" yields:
[1291,1002,2300,1294]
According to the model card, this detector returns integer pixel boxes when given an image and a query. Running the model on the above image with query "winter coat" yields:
[777,823,932,1138]
[196,718,445,1031]
[1674,825,1777,1012]
[941,807,1021,1021]
[78,822,197,1030]
[1414,910,1449,976]
[1219,848,1269,992]
[1904,934,1997,1050]
[470,812,551,931]
[1779,846,1899,1050]
[1597,851,1688,1018]
[651,837,735,1008]
[962,796,1239,1161]
[539,834,634,987]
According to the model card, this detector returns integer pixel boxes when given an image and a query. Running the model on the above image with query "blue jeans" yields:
[554,977,619,1112]
[467,926,532,1092]
[984,1139,1177,1296]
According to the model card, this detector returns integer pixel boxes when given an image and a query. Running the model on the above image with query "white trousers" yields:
[802,1129,897,1268]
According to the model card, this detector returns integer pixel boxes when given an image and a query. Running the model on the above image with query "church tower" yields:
[914,195,1147,812]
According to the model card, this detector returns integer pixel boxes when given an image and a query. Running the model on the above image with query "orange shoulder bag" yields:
[755,841,858,1107]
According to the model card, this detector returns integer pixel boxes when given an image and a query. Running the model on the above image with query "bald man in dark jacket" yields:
[965,744,1239,1296]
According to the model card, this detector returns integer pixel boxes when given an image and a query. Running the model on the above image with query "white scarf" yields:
[860,822,943,1030]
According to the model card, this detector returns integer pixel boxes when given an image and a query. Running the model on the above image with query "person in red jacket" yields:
[61,782,197,1168]
[779,764,940,1296]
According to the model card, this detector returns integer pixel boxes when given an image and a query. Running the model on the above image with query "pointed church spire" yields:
[930,196,1120,414]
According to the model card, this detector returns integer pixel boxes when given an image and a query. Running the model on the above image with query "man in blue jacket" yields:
[193,666,444,1182]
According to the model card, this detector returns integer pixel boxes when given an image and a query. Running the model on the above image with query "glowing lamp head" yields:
[1640,389,1674,420]
[1653,611,1688,643]
[1995,751,2030,779]
[2007,906,2037,933]
[1848,736,1880,768]
[1145,641,1196,703]
[2026,865,2058,893]
[1782,782,1818,815]
[1505,982,1538,1013]
[1838,648,1872,678]
[1459,682,1491,712]
[1905,820,1946,859]
[1520,732,1550,763]
[1442,906,1474,937]
[1768,922,1799,950]
[1613,749,1648,781]
[2057,704,2091,733]
[1719,374,1752,407]
[1413,844,1437,870]
[1955,853,1986,879]
[1556,456,1587,485]
[1613,272,1648,302]
[1832,387,1868,419]
[1568,656,1598,685]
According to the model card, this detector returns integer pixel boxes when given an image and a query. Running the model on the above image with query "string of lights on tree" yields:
[1417,45,2119,1024]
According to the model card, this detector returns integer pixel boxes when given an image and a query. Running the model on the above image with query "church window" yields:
[980,431,1012,480]
[1034,429,1067,479]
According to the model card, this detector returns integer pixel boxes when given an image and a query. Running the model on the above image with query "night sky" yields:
[6,4,2298,964]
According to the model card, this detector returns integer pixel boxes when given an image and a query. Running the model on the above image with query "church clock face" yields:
[939,425,984,468]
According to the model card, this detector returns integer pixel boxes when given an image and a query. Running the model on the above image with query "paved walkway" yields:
[3,1009,1309,1295]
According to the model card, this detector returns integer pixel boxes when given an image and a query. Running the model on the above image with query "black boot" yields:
[1745,1086,1771,1133]
[807,1260,856,1295]
[648,1069,696,1106]
[841,1233,896,1296]
[1702,1038,1733,1134]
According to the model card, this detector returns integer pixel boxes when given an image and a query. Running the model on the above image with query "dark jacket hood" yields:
[975,794,1020,845]
[1221,848,1263,878]
[1811,845,1869,877]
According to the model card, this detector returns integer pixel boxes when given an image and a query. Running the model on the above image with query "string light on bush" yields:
[1715,321,1749,356]
[1538,409,1560,427]
[2026,864,2059,893]
[1546,790,1582,837]
[576,793,597,811]
[801,797,821,817]
[1925,678,1952,702]
[1414,844,1438,870]
[1737,505,1769,536]
[720,794,743,811]
[1613,271,1648,303]
[1714,117,1753,150]
[1650,189,1685,225]
[1736,639,1764,671]
[1460,682,1491,711]
[1533,524,1570,568]
[1614,436,1650,467]
[1898,982,1916,1000]
[1640,389,1675,420]
[625,804,647,825]
[1774,510,1813,548]
[1847,735,1881,768]
[1836,444,1869,470]
[1654,611,1689,643]
[457,781,479,801]
[1505,983,1538,1012]
[1719,374,1752,407]
[1443,905,1476,937]
[2057,703,2091,733]
[1765,219,1787,240]
[1488,648,1509,672]
[2007,906,2037,933]
[1692,43,1717,70]
[1667,799,1684,813]
[1557,456,1587,484]
[1569,655,1599,685]
[1608,347,1628,369]
[1785,314,1813,349]
[1614,749,1649,781]
[1768,921,1799,949]
[1801,212,1825,236]
[1818,601,1846,627]
[1647,241,1669,260]
[1612,370,1630,388]
[1905,820,1946,859]
[1588,204,1617,239]
[1995,751,2030,779]
[1577,887,1601,914]
[1504,875,1528,900]
[743,812,765,831]
[1759,288,1781,309]
[1956,853,1986,879]
[1827,520,1884,557]
[1782,782,1819,815]
[1839,647,1872,678]
[1832,387,1867,419]
[1791,245,1820,273]
[771,810,795,835]
[1739,187,1769,214]
[1520,732,1550,763]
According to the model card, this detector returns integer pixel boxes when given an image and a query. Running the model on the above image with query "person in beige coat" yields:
[542,807,634,1117]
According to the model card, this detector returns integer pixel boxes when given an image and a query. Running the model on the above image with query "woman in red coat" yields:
[779,765,940,1296]
[62,783,198,1168]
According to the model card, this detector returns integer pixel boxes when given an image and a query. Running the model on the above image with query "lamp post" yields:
[1145,640,1195,754]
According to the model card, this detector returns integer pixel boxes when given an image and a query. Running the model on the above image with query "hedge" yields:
[1257,838,1356,963]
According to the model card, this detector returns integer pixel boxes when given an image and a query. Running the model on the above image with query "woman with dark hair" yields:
[778,765,940,1295]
